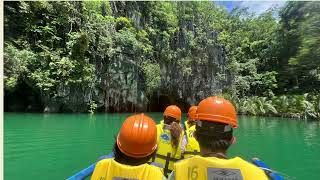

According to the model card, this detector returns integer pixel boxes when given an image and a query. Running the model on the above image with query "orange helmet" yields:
[187,106,198,121]
[117,113,157,158]
[163,105,182,121]
[197,96,238,128]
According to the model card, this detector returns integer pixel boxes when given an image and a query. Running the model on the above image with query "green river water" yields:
[4,113,320,180]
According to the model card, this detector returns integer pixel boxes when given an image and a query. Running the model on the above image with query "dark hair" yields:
[169,122,182,148]
[195,121,233,153]
[113,142,156,166]
[163,116,182,148]
[164,116,179,125]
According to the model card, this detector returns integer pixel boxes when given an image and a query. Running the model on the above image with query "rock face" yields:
[4,2,231,113]
[161,51,229,106]
[96,58,147,113]
[95,2,231,112]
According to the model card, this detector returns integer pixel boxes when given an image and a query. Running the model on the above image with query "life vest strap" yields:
[155,152,181,177]
[151,153,156,162]
[184,150,200,155]
[181,150,200,159]
[155,153,180,162]
[163,152,171,177]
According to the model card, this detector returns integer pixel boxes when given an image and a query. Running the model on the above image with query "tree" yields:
[277,1,320,93]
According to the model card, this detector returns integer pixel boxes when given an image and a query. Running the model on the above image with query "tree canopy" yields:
[4,1,320,118]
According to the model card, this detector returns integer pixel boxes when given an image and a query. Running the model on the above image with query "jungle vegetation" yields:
[3,1,320,120]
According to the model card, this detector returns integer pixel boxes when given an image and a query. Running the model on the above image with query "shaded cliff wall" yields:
[4,1,231,113]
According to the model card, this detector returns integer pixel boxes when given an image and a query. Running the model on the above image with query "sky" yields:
[215,1,287,16]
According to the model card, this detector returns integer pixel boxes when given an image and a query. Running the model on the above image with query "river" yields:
[4,113,320,180]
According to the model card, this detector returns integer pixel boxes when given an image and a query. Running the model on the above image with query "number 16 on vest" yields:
[188,166,198,180]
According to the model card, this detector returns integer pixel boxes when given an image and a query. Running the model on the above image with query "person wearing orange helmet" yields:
[153,105,186,177]
[91,114,164,180]
[182,105,200,158]
[184,105,198,130]
[168,96,268,180]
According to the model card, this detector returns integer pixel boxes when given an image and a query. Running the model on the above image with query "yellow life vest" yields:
[173,155,269,180]
[154,122,183,175]
[91,158,163,180]
[184,121,191,130]
[183,125,200,158]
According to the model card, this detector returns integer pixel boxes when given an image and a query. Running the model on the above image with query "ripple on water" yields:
[4,114,320,180]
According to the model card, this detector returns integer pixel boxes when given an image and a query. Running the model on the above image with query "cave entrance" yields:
[147,94,189,112]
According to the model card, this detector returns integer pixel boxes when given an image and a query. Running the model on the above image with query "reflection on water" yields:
[304,122,319,147]
[230,116,320,180]
[4,113,320,179]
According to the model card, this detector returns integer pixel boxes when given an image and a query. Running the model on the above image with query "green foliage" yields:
[115,17,132,31]
[277,2,320,93]
[88,100,97,114]
[4,43,35,90]
[177,57,193,77]
[3,1,320,116]
[67,32,89,59]
[234,96,277,116]
[272,94,320,120]
[83,1,112,17]
[231,94,320,120]
[218,8,280,97]
[4,1,95,112]
[142,61,161,95]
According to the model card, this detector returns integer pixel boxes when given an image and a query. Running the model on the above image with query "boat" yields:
[67,153,114,180]
[252,158,284,180]
[68,154,284,180]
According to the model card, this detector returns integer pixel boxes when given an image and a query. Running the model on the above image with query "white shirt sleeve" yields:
[167,170,175,180]
[181,134,187,153]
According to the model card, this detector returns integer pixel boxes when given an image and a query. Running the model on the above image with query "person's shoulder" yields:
[150,162,164,168]
[96,153,114,161]
[233,157,269,178]
[96,158,113,166]
[175,155,200,165]
[156,122,164,128]
[92,158,114,173]
[234,157,260,168]
[149,163,164,170]
[189,124,196,130]
[186,126,196,133]
[147,163,165,175]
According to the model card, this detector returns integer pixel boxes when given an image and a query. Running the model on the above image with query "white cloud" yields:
[237,1,286,15]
